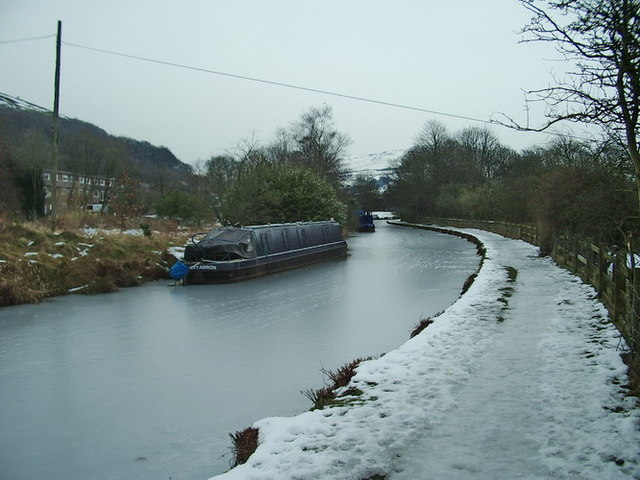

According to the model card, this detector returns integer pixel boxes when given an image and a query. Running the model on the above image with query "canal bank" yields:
[211,223,640,480]
[0,222,182,306]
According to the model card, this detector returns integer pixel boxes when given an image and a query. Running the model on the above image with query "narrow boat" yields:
[357,211,376,232]
[172,221,347,284]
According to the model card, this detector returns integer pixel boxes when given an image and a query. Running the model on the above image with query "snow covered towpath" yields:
[210,226,640,480]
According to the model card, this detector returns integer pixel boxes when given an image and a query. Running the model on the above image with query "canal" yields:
[0,222,479,480]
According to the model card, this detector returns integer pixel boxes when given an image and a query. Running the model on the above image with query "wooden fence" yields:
[424,218,539,246]
[553,235,640,355]
[423,218,639,362]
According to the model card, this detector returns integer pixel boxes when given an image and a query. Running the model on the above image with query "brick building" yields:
[43,170,116,214]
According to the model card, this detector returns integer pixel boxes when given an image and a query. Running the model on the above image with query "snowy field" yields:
[211,225,640,480]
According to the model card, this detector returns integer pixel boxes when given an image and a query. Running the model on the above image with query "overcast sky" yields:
[0,0,586,165]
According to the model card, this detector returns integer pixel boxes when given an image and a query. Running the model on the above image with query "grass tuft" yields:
[228,427,259,468]
[302,385,336,410]
[505,266,518,282]
[303,357,374,410]
[461,273,477,295]
[410,316,434,338]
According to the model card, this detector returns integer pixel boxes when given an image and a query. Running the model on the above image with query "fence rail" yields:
[424,218,639,364]
[424,218,540,245]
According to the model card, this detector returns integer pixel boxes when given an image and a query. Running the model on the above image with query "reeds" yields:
[229,427,259,467]
[302,357,373,410]
[409,316,434,338]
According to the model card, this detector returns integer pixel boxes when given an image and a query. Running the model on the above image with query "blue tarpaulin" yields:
[169,261,189,280]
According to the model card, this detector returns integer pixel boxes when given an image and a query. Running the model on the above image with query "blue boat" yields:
[357,212,376,232]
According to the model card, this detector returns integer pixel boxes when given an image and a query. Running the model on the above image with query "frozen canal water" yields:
[0,222,479,480]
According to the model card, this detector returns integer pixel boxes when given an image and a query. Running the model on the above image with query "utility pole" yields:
[51,20,61,229]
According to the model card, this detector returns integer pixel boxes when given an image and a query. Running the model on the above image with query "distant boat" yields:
[171,221,347,284]
[357,212,375,232]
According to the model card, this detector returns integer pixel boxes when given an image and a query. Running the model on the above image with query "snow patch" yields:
[168,246,185,260]
[67,285,88,293]
[83,228,143,237]
[122,229,144,236]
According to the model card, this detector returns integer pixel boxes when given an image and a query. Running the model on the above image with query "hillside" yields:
[346,149,402,179]
[0,93,192,184]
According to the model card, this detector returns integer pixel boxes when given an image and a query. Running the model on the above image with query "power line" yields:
[63,40,494,126]
[64,41,597,143]
[3,37,593,144]
[0,34,55,44]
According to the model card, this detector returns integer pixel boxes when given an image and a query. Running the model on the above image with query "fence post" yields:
[597,245,607,293]
[613,252,625,326]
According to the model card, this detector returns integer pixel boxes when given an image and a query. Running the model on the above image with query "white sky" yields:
[0,0,588,165]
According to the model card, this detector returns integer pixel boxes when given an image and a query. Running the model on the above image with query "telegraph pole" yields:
[51,20,61,229]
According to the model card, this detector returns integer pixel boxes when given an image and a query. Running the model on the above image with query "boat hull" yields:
[186,241,347,284]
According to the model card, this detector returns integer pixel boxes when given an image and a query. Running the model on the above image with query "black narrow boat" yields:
[175,221,347,284]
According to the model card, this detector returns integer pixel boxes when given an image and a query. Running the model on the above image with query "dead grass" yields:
[0,259,50,305]
[410,316,434,338]
[0,218,188,307]
[46,210,183,234]
[461,273,477,295]
[302,357,374,410]
[229,427,259,468]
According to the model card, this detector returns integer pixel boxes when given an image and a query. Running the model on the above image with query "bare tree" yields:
[456,127,506,179]
[229,132,265,168]
[203,155,238,223]
[351,174,383,211]
[0,141,23,219]
[541,135,593,168]
[64,131,124,211]
[504,0,640,208]
[290,105,351,187]
[111,172,144,232]
[415,120,450,155]
[12,129,49,218]
[413,120,477,186]
[265,127,293,164]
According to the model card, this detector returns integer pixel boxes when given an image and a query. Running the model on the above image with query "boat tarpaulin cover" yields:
[184,227,257,261]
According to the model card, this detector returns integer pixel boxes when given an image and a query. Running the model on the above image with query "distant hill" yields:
[346,149,403,181]
[117,137,192,180]
[0,93,192,184]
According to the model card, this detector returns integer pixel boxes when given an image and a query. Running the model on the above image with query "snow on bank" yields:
[210,226,640,480]
[168,246,185,260]
[82,227,144,237]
